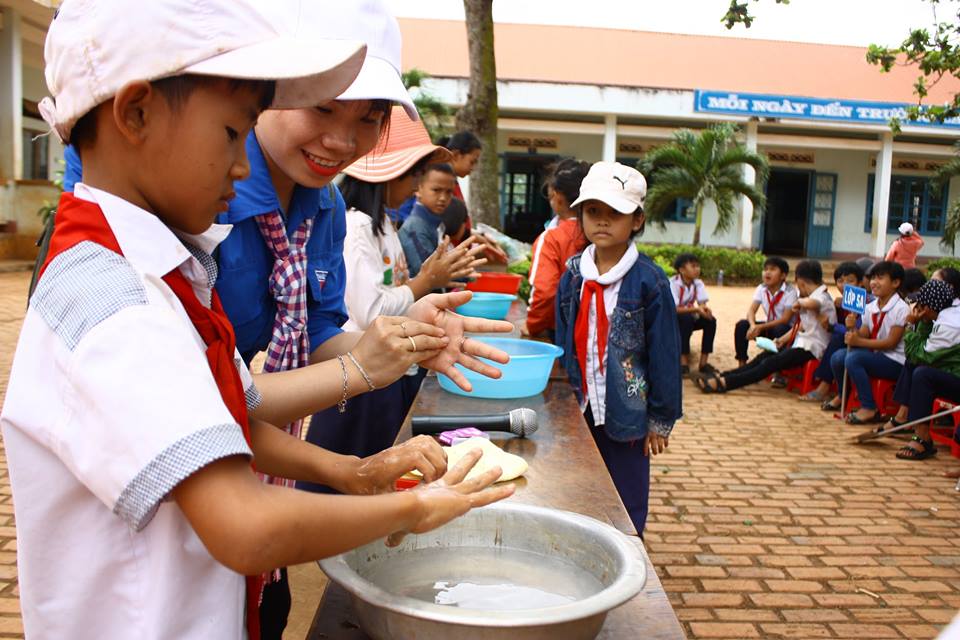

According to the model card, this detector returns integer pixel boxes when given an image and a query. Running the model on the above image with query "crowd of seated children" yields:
[821,261,910,425]
[671,253,717,375]
[695,260,834,395]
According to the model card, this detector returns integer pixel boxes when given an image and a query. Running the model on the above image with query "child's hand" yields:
[844,331,860,347]
[746,324,761,340]
[700,305,714,320]
[644,433,669,457]
[386,448,515,547]
[844,313,858,330]
[792,301,801,312]
[419,236,486,290]
[347,436,448,495]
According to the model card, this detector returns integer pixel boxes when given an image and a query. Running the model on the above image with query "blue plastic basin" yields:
[455,292,517,320]
[438,337,564,399]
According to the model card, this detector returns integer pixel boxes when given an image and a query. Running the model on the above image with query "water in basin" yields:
[360,546,606,611]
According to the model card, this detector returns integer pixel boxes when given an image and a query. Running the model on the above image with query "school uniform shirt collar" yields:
[73,183,231,282]
[580,242,639,285]
[222,130,334,227]
[877,292,904,313]
[409,201,442,229]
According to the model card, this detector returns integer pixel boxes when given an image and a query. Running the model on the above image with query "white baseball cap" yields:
[898,222,915,236]
[295,0,418,120]
[571,161,647,213]
[39,0,367,143]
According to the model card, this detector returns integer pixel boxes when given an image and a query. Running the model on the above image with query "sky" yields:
[383,0,954,48]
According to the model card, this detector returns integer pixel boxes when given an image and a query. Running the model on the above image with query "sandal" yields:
[845,411,882,425]
[699,363,717,375]
[896,436,937,460]
[799,391,827,402]
[695,370,726,394]
[821,397,841,412]
[770,374,788,389]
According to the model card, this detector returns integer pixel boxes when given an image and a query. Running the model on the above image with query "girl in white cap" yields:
[886,221,925,269]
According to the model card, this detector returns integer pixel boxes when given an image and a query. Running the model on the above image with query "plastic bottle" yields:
[717,269,724,287]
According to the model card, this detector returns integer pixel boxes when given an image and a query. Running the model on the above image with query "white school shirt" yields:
[793,285,837,360]
[579,243,639,426]
[1,184,259,640]
[926,302,960,353]
[669,274,708,309]
[863,293,911,364]
[751,282,799,322]
[342,208,414,332]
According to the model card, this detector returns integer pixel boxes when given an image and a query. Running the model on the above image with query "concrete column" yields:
[0,6,22,182]
[738,119,759,249]
[870,131,894,258]
[602,114,617,162]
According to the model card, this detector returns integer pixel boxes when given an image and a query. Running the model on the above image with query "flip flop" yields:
[799,391,826,402]
[896,436,937,460]
[845,412,882,425]
[821,398,841,412]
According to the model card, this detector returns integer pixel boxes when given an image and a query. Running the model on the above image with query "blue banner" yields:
[694,90,960,130]
[841,285,868,315]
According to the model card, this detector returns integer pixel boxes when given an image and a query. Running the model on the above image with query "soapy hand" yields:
[386,448,515,547]
[347,436,448,495]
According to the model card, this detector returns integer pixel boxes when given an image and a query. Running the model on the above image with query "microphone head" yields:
[508,408,538,437]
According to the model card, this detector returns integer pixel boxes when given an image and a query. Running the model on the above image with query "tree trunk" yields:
[457,0,500,229]
[692,201,704,246]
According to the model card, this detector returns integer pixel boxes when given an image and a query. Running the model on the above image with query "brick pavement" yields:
[0,271,957,639]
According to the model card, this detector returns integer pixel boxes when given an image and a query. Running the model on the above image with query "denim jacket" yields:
[555,251,683,442]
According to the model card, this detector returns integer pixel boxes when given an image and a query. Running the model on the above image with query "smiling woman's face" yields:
[254,100,387,189]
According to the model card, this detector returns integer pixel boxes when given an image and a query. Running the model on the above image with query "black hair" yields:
[340,154,435,238]
[763,256,790,276]
[934,267,960,299]
[438,130,482,154]
[673,253,700,271]
[834,261,865,283]
[440,198,469,239]
[71,75,276,152]
[422,162,457,179]
[867,260,905,285]
[795,259,824,285]
[901,268,927,297]
[544,157,590,205]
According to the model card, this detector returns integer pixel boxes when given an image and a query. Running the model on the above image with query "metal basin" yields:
[319,502,646,639]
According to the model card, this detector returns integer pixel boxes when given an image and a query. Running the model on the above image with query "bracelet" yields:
[336,354,348,414]
[347,351,376,391]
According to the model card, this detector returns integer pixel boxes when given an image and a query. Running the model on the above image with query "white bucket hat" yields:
[571,161,647,213]
[898,222,915,236]
[293,0,418,119]
[40,0,367,143]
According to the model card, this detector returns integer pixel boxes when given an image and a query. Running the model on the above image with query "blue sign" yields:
[694,90,960,130]
[842,285,868,315]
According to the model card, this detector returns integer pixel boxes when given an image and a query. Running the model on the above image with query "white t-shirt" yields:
[864,293,910,364]
[342,208,414,332]
[926,303,960,353]
[793,285,837,360]
[751,282,799,322]
[669,275,708,309]
[578,243,639,426]
[1,184,256,639]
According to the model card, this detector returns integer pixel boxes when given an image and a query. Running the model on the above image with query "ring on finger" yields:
[400,322,408,338]
[408,336,417,352]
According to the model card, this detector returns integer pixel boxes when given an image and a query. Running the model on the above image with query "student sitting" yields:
[671,253,716,375]
[734,256,797,367]
[399,163,458,277]
[823,261,910,424]
[695,260,835,395]
[887,279,960,459]
[801,261,865,402]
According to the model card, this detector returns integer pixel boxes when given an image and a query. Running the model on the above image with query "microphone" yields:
[411,408,538,437]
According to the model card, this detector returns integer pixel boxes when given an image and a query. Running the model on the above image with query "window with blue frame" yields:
[864,174,948,236]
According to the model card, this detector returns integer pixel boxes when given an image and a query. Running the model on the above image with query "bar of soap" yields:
[410,437,527,483]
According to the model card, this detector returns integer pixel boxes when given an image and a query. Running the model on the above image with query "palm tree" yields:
[931,143,960,254]
[401,68,451,142]
[640,123,769,246]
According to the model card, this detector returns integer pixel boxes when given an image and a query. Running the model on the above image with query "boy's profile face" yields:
[418,170,456,214]
[134,81,264,234]
[796,276,817,297]
[762,265,786,288]
[678,260,701,282]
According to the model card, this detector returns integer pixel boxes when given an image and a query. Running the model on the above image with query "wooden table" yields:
[307,378,686,640]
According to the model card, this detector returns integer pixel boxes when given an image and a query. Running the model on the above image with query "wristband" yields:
[336,354,348,413]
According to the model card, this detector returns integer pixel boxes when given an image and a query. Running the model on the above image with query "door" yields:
[806,173,837,258]
[499,154,557,243]
[763,170,811,256]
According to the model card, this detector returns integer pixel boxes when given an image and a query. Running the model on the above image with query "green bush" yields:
[636,243,766,283]
[507,257,532,304]
[926,257,960,276]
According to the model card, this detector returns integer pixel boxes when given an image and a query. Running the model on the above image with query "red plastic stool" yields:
[930,398,960,458]
[846,378,899,416]
[786,359,820,396]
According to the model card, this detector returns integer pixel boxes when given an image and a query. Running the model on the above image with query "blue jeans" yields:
[814,326,846,383]
[830,348,903,411]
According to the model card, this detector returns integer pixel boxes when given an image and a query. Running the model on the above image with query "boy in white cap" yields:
[554,161,682,536]
[1,2,512,638]
[886,221,925,269]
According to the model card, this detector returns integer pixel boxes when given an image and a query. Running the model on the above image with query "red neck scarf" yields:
[40,193,262,640]
[574,280,608,392]
[870,310,888,340]
[677,281,695,308]
[765,288,785,321]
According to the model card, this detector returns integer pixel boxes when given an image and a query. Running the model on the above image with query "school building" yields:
[399,18,960,260]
